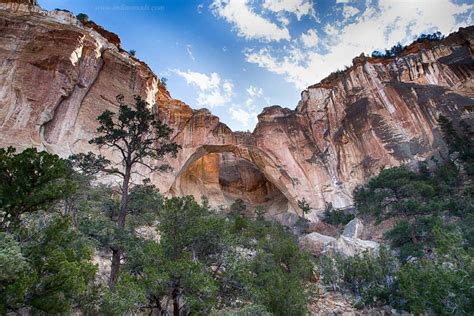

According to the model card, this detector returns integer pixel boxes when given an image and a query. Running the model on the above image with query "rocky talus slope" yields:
[0,0,473,220]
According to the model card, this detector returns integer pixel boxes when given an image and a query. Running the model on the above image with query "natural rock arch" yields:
[168,144,299,214]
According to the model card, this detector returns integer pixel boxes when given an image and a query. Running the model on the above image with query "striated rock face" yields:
[0,1,473,221]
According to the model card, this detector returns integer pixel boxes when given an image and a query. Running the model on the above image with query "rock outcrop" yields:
[300,219,378,257]
[0,0,473,221]
[323,235,380,257]
[342,218,364,239]
[299,232,336,257]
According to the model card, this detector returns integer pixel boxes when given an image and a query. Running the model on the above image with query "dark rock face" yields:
[0,1,473,221]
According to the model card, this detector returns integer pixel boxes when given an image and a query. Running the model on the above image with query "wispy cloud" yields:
[300,29,318,47]
[197,3,204,14]
[246,85,263,98]
[342,5,359,19]
[186,45,195,61]
[173,70,233,107]
[229,106,257,129]
[244,0,473,89]
[211,0,291,42]
[262,0,315,20]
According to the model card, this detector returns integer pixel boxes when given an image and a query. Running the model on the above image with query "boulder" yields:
[299,232,336,256]
[342,218,364,239]
[323,235,379,257]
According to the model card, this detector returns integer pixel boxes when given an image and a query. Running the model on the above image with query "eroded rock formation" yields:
[0,0,473,221]
[174,152,289,215]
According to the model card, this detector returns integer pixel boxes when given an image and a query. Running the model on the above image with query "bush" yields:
[320,246,474,314]
[320,248,398,308]
[54,8,71,13]
[415,31,444,43]
[230,198,246,216]
[371,32,444,59]
[212,304,272,316]
[345,116,473,313]
[93,195,313,315]
[371,43,405,58]
[160,76,168,87]
[384,216,449,261]
[398,257,474,315]
[322,205,354,225]
[76,13,89,23]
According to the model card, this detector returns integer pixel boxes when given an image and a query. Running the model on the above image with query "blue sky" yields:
[38,0,473,131]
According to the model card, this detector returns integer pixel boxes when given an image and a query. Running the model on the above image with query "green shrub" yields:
[76,13,89,23]
[322,206,354,225]
[320,248,398,308]
[398,257,474,315]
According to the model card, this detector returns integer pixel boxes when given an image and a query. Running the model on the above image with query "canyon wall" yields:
[0,0,473,220]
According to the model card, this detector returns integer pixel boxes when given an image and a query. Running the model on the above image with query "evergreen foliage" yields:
[322,204,354,225]
[69,94,180,288]
[371,31,444,58]
[326,116,474,313]
[0,148,95,314]
[297,197,311,219]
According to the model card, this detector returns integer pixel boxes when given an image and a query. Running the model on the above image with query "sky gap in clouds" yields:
[38,0,474,132]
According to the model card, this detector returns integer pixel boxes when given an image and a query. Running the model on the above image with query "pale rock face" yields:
[323,235,380,257]
[342,218,364,239]
[0,1,473,221]
[299,232,336,257]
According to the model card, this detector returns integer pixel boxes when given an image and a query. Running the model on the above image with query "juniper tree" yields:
[0,147,95,314]
[70,94,180,288]
[0,147,75,232]
[297,198,311,219]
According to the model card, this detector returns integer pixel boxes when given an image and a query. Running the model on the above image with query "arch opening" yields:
[171,151,290,216]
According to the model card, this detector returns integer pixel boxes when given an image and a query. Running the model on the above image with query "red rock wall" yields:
[0,1,473,220]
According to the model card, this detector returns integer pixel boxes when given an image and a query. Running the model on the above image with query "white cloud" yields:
[244,85,264,111]
[229,106,257,129]
[211,0,290,42]
[300,29,319,47]
[245,0,473,89]
[324,23,339,36]
[246,85,263,97]
[186,45,195,61]
[336,0,352,3]
[173,70,233,107]
[276,12,291,26]
[197,3,204,14]
[342,5,359,19]
[262,0,314,20]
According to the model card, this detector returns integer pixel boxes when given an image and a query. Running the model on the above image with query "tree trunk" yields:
[109,247,121,289]
[117,165,131,228]
[108,164,131,289]
[172,286,180,316]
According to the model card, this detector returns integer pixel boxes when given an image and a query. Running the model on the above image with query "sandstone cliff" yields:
[0,0,473,221]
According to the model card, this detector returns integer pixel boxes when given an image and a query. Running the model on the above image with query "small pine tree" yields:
[160,77,168,87]
[255,206,267,220]
[297,198,311,219]
[230,198,246,217]
[70,94,181,288]
[76,13,89,23]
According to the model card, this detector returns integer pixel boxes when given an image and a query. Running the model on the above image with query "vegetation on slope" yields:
[0,95,314,315]
[320,115,474,314]
[0,89,472,314]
